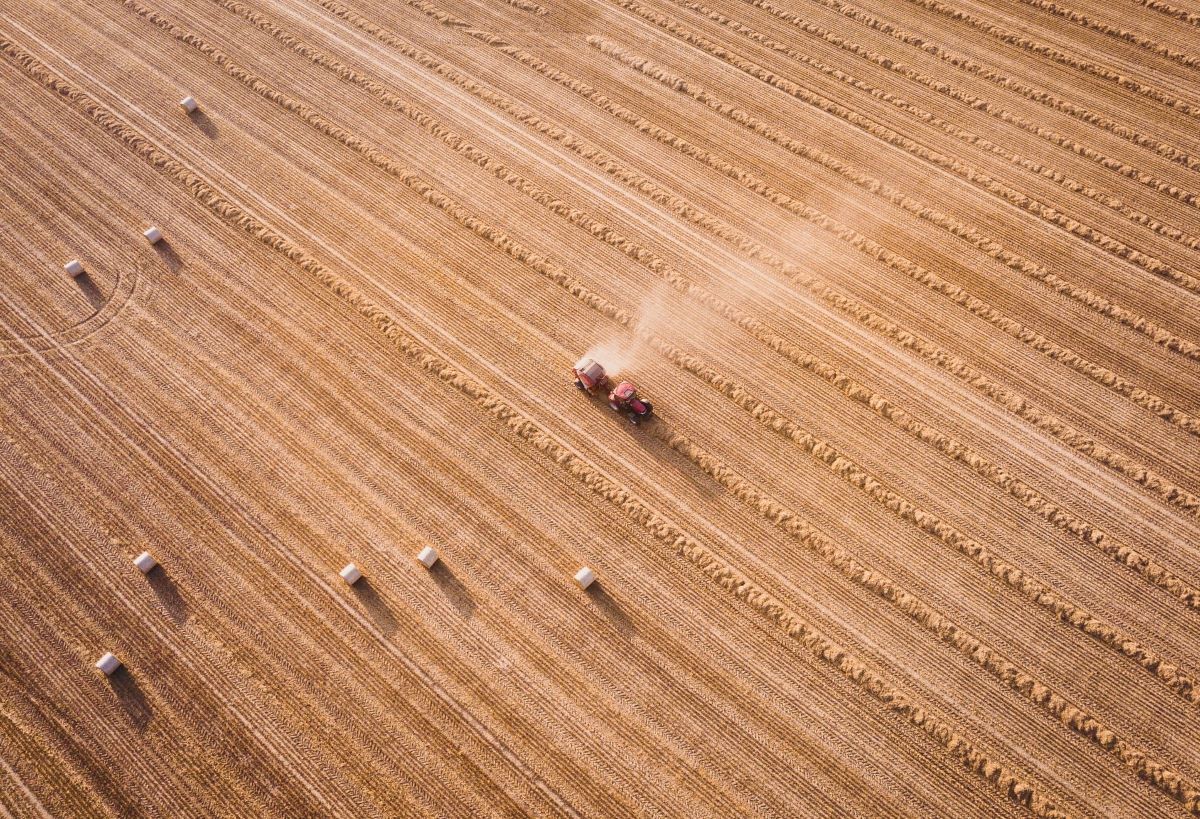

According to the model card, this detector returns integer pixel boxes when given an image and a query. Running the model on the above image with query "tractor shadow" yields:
[430,561,476,619]
[145,567,189,625]
[587,583,636,641]
[352,578,398,637]
[107,667,152,733]
[153,240,184,274]
[572,388,719,499]
[610,417,722,501]
[73,272,106,313]
[187,109,219,139]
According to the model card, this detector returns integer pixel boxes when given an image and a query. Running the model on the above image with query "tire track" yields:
[899,0,1200,118]
[115,0,1200,705]
[0,409,348,817]
[0,31,1070,816]
[619,0,1200,295]
[0,35,582,817]
[797,0,1200,176]
[587,35,1200,361]
[0,117,145,347]
[301,0,1200,513]
[125,233,895,816]
[0,721,54,819]
[641,415,1200,812]
[445,22,1200,436]
[0,326,586,817]
[0,242,139,359]
[729,0,1200,235]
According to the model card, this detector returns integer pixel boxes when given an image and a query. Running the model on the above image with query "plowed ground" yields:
[1,0,1198,815]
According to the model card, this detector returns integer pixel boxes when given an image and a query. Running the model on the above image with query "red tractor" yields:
[608,380,653,424]
[572,357,654,424]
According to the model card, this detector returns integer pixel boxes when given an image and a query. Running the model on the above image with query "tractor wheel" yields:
[628,412,641,425]
[640,401,653,418]
[575,379,586,391]
[609,401,621,412]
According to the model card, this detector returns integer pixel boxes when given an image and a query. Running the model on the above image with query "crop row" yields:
[788,0,1200,174]
[305,0,1200,518]
[1016,0,1200,69]
[176,0,1200,637]
[902,0,1200,117]
[459,16,1200,435]
[0,33,1069,814]
[105,3,1200,806]
[728,0,1200,237]
[624,0,1200,295]
[1135,0,1200,27]
[587,35,1199,359]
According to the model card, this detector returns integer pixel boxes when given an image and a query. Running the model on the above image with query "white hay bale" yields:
[416,546,438,568]
[340,563,362,585]
[95,653,121,676]
[574,567,596,590]
[179,95,198,113]
[133,551,157,574]
[143,226,163,244]
[64,259,85,278]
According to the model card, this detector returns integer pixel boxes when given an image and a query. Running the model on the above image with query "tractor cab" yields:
[609,381,653,424]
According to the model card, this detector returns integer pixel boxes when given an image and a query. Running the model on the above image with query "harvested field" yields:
[1,0,1198,814]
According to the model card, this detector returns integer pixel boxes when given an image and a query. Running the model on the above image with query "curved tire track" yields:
[114,0,1200,728]
[0,32,1069,817]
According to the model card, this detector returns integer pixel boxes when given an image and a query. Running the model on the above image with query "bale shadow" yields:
[187,110,219,139]
[107,667,152,733]
[146,568,189,625]
[352,578,398,637]
[73,272,106,312]
[430,561,476,619]
[153,240,183,274]
[588,584,636,640]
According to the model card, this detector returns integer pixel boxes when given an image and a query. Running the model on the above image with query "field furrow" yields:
[3,0,1197,814]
